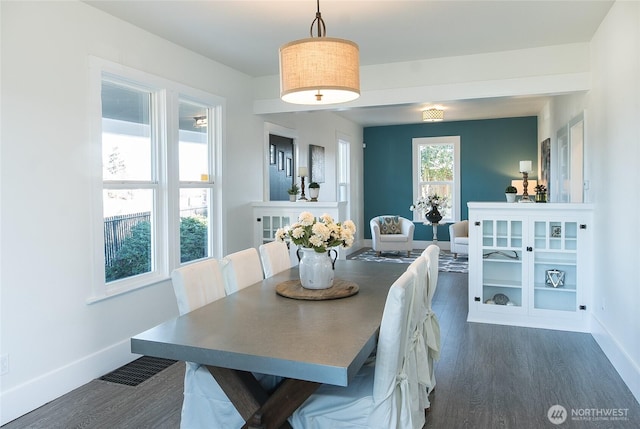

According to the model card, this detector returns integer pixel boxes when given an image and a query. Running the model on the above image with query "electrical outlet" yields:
[0,354,8,375]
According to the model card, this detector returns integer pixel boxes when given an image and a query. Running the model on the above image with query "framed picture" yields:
[286,157,292,177]
[541,138,551,192]
[278,150,284,170]
[270,144,276,165]
[309,144,325,183]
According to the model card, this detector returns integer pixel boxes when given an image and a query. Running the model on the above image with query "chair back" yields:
[407,256,431,411]
[221,247,264,295]
[421,244,441,392]
[370,269,423,429]
[258,241,292,278]
[423,244,440,306]
[170,257,226,316]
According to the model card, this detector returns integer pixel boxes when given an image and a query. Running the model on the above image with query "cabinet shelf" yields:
[534,283,576,292]
[534,258,576,266]
[483,278,521,288]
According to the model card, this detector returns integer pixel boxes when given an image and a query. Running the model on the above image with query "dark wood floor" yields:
[4,272,639,428]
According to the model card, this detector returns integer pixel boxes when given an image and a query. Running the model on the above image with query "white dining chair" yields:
[171,258,277,429]
[221,247,264,294]
[171,257,226,316]
[407,255,432,412]
[421,244,441,395]
[289,269,425,429]
[258,240,292,278]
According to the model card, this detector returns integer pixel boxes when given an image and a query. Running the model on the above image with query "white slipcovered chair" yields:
[421,245,441,395]
[406,255,432,411]
[289,269,425,429]
[221,247,264,295]
[370,215,415,257]
[258,240,292,278]
[449,220,469,258]
[171,258,245,428]
[171,258,280,428]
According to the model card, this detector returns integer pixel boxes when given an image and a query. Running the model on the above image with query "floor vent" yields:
[99,356,177,386]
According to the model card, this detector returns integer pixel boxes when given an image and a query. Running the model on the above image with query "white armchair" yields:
[370,215,415,257]
[449,220,469,258]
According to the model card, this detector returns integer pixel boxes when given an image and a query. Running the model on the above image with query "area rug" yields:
[348,248,468,274]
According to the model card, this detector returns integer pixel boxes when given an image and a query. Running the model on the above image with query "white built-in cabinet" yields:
[467,202,593,332]
[251,201,348,265]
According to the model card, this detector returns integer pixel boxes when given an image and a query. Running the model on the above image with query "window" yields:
[90,58,222,300]
[337,137,350,203]
[412,136,460,223]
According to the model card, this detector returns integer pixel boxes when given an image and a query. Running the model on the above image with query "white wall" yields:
[586,0,640,402]
[0,1,264,423]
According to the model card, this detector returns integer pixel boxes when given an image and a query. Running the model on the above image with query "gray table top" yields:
[131,260,407,386]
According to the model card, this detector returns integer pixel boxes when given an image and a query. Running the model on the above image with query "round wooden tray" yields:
[276,279,359,301]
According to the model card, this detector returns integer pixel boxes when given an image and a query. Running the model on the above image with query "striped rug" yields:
[347,248,468,274]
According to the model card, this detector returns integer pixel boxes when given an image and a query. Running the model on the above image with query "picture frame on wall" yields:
[309,144,325,183]
[270,144,276,165]
[541,138,551,192]
[278,150,284,170]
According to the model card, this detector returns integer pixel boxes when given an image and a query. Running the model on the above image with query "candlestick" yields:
[298,167,308,200]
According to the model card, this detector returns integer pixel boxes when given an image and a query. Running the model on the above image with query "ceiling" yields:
[86,0,613,127]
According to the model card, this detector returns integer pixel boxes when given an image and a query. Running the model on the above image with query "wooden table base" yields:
[207,366,320,429]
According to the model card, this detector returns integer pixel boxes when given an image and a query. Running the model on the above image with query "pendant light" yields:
[279,0,360,105]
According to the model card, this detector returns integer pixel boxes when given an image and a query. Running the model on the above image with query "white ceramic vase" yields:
[297,247,337,289]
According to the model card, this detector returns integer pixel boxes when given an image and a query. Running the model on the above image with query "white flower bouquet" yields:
[409,193,449,216]
[275,211,356,253]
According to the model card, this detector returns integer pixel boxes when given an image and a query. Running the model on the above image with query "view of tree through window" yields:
[99,73,217,288]
[413,137,460,222]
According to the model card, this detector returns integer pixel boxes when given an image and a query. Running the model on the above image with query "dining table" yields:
[131,259,408,429]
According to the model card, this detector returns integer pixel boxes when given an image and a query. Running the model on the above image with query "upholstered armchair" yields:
[370,215,415,257]
[449,220,469,258]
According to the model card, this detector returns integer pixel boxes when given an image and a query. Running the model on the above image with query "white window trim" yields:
[87,56,224,303]
[337,134,351,204]
[411,136,461,223]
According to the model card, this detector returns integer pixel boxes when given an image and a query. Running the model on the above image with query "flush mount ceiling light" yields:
[279,0,360,105]
[422,108,444,122]
[194,116,207,128]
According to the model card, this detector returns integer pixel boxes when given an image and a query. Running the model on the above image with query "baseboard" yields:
[0,339,139,425]
[590,314,640,404]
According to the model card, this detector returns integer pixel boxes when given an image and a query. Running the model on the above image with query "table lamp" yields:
[519,160,533,203]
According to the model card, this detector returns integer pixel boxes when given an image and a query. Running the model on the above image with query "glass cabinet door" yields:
[261,215,290,244]
[480,219,524,308]
[531,220,578,312]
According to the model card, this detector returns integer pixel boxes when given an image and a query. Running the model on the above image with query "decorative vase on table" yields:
[274,211,356,290]
[297,248,338,290]
[426,206,443,224]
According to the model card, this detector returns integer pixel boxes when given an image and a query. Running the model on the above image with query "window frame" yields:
[88,57,224,302]
[337,136,351,203]
[411,136,461,223]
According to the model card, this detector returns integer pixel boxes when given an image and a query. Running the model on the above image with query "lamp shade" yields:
[519,160,532,173]
[279,37,360,105]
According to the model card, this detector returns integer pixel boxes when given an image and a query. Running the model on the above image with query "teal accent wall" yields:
[363,116,538,241]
